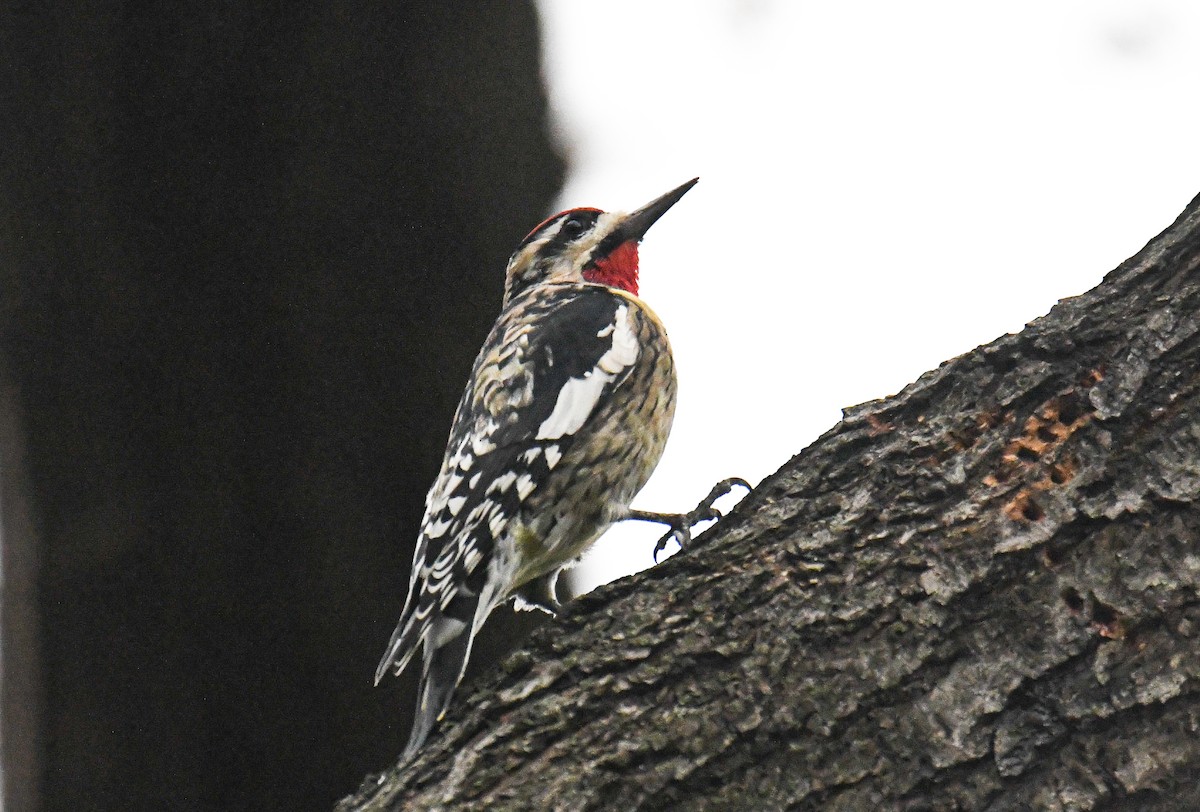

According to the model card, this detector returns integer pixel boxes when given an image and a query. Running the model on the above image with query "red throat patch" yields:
[583,240,640,295]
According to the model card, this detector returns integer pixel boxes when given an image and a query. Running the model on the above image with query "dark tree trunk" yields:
[0,4,561,810]
[338,191,1200,811]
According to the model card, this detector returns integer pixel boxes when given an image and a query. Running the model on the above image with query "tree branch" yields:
[339,192,1200,811]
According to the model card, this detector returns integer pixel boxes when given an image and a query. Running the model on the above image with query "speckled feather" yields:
[376,181,696,757]
[376,283,675,686]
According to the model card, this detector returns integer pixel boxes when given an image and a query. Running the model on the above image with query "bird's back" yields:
[376,180,697,758]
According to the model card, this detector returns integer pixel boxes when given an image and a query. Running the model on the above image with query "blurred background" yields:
[545,0,1200,592]
[3,2,1199,810]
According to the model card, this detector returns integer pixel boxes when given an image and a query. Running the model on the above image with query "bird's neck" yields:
[583,241,639,295]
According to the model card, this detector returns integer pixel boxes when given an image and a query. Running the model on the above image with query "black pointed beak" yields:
[619,178,699,242]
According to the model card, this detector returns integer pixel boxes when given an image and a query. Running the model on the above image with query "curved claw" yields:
[639,476,753,563]
[652,526,688,563]
[687,477,751,526]
[708,477,752,502]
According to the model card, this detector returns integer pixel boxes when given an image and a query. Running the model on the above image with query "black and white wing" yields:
[375,284,643,684]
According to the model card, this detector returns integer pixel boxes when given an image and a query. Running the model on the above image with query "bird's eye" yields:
[561,216,586,238]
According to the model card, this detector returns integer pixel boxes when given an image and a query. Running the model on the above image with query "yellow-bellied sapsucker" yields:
[375,178,748,756]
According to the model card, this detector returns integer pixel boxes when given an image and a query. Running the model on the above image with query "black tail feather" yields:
[402,617,475,758]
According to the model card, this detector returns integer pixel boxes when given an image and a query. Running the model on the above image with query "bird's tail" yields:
[402,615,476,758]
[374,607,427,686]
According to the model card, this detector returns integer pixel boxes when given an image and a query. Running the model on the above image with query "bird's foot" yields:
[627,477,752,562]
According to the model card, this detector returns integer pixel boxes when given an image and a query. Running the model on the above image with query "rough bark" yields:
[338,192,1200,811]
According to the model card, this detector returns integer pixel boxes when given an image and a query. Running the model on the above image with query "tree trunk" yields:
[338,193,1200,811]
[0,4,561,809]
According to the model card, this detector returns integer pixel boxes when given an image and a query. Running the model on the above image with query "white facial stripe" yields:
[536,305,639,440]
[591,211,625,245]
[570,211,625,269]
[506,216,568,274]
[505,210,637,302]
[529,212,625,267]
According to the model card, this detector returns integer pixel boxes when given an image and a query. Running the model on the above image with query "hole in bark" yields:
[1004,490,1045,522]
[1091,598,1118,627]
[948,428,976,450]
[1016,445,1040,463]
[1042,544,1064,567]
[1036,425,1059,444]
[1079,477,1113,499]
[1022,497,1044,522]
[1061,587,1084,612]
[1056,393,1086,426]
[1048,465,1069,485]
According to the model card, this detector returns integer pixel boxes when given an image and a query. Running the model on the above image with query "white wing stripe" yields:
[536,305,638,440]
[536,371,613,441]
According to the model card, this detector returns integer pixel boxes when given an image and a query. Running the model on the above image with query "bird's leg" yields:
[625,477,752,562]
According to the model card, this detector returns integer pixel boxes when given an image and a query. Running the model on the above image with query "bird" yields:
[375,178,749,757]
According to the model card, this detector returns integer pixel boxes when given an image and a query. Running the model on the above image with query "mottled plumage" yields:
[377,180,720,757]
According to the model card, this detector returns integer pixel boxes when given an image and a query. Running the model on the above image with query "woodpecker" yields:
[375,178,748,757]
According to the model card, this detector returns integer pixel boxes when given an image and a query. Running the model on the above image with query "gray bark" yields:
[339,192,1200,811]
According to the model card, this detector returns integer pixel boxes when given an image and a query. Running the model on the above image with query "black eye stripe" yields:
[506,208,606,301]
[541,210,601,255]
[561,216,586,237]
[556,210,598,239]
[514,208,602,253]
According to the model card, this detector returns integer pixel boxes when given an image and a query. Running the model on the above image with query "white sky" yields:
[536,0,1200,592]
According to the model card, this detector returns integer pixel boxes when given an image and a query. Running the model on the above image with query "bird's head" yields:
[503,178,698,305]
